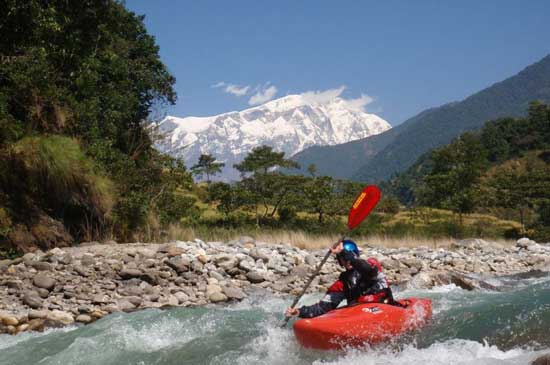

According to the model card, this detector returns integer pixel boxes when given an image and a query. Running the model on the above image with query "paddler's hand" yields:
[285,307,299,317]
[330,241,344,255]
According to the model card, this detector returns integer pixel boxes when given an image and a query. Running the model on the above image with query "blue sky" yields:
[127,0,550,125]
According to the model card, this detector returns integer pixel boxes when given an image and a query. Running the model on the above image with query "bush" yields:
[4,136,114,239]
[278,206,297,224]
[0,207,12,239]
[377,196,401,215]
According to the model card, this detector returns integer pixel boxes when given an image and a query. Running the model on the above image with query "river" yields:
[1,274,549,364]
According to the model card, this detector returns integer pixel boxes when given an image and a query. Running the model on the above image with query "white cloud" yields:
[211,81,226,88]
[248,85,278,105]
[224,84,250,97]
[300,86,373,112]
[301,86,346,104]
[343,94,374,112]
[212,81,250,97]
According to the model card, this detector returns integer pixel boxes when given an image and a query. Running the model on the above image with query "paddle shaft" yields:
[280,235,345,328]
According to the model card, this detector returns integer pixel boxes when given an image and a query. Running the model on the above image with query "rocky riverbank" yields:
[1,237,549,335]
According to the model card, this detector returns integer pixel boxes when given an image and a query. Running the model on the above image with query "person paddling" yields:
[285,239,396,318]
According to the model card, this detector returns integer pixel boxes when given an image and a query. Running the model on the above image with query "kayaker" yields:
[285,239,396,318]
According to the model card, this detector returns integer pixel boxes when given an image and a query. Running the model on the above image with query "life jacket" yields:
[339,257,389,304]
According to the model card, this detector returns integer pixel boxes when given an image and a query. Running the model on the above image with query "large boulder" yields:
[75,314,93,324]
[23,291,43,309]
[214,254,239,271]
[222,286,246,300]
[81,253,95,266]
[249,248,270,262]
[209,292,228,303]
[166,256,190,274]
[304,254,317,266]
[238,260,255,272]
[246,271,265,283]
[33,273,56,290]
[407,272,433,289]
[517,237,536,249]
[47,310,74,325]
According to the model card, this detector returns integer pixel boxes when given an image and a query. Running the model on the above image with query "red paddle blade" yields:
[347,185,382,230]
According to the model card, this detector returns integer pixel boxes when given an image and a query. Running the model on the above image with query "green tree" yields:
[191,154,225,183]
[233,146,299,226]
[421,133,487,222]
[206,182,252,218]
[377,196,401,215]
[234,145,299,176]
[307,163,317,177]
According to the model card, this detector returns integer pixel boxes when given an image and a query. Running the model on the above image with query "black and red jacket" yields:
[298,251,390,318]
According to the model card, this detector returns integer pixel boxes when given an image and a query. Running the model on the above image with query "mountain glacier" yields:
[154,94,391,181]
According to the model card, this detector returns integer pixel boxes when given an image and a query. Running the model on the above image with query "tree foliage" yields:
[0,0,196,250]
[391,102,550,239]
[191,154,224,183]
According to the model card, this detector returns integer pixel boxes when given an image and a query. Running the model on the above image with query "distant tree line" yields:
[199,146,366,229]
[386,102,550,240]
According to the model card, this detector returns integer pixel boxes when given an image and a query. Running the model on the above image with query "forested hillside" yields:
[0,1,195,254]
[385,102,550,241]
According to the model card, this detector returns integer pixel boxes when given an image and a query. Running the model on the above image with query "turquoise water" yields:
[1,276,549,365]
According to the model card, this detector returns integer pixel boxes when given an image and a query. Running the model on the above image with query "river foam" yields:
[0,278,548,364]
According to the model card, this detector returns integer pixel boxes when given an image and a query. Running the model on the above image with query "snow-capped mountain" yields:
[155,94,391,181]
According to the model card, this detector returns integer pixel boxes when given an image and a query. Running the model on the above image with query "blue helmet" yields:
[342,239,360,256]
[336,239,360,266]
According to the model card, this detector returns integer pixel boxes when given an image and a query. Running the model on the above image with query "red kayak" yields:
[293,298,432,350]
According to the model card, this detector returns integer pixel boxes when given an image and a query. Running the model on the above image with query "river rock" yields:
[214,254,239,271]
[304,254,316,266]
[238,260,255,272]
[37,288,50,298]
[126,296,142,307]
[174,291,189,304]
[30,261,53,271]
[167,295,181,306]
[532,354,550,365]
[47,310,74,325]
[407,272,433,289]
[59,253,73,265]
[74,265,90,277]
[28,310,48,319]
[23,291,43,309]
[119,268,143,280]
[166,256,190,273]
[246,271,265,283]
[81,253,95,266]
[75,314,93,324]
[33,273,56,290]
[380,258,400,271]
[402,257,423,270]
[117,299,136,311]
[166,246,186,257]
[27,318,45,332]
[517,237,536,249]
[222,286,246,300]
[249,248,270,262]
[209,292,227,303]
[289,264,309,279]
[0,315,18,326]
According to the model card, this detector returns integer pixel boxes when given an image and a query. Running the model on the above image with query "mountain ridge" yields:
[292,54,550,182]
[155,94,391,181]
